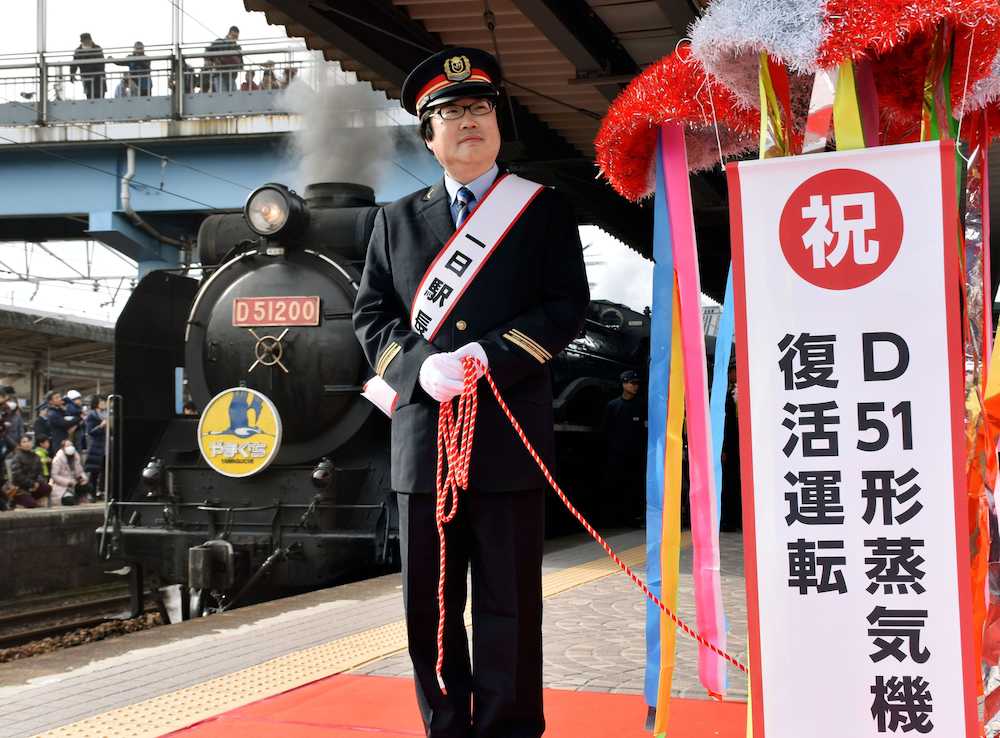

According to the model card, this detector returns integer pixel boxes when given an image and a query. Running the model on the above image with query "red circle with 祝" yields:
[778,168,904,290]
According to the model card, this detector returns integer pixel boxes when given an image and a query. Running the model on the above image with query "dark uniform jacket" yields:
[353,175,590,493]
[603,394,647,462]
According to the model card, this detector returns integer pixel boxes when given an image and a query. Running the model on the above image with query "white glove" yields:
[419,353,465,402]
[451,342,488,378]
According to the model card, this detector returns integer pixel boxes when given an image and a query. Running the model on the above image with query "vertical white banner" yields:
[727,140,977,737]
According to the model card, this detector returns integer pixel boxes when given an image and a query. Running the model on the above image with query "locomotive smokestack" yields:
[304,182,375,209]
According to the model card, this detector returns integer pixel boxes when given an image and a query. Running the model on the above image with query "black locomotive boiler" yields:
[98,181,648,620]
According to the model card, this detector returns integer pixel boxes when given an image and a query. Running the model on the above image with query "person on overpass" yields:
[112,42,151,97]
[69,33,106,100]
[204,26,243,93]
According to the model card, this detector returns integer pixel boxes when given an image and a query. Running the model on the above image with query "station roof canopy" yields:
[243,0,734,299]
[0,304,114,390]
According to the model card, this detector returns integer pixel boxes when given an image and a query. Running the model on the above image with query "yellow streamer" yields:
[758,52,792,159]
[653,280,685,735]
[833,60,865,151]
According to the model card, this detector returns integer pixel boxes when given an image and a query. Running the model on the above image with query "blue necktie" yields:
[455,186,476,227]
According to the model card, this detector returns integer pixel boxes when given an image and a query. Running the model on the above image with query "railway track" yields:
[0,587,158,650]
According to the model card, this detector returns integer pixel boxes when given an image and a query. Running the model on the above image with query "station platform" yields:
[0,502,116,601]
[0,529,749,738]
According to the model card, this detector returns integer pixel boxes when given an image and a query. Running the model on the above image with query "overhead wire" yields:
[163,0,221,42]
[33,241,88,280]
[0,133,222,209]
[0,242,137,287]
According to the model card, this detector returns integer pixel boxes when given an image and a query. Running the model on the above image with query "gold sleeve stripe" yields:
[376,342,401,377]
[508,329,552,361]
[503,332,547,364]
[377,343,401,375]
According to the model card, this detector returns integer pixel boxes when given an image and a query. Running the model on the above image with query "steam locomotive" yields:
[98,181,647,620]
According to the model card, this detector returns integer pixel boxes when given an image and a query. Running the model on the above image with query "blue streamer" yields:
[709,267,735,524]
[644,129,676,707]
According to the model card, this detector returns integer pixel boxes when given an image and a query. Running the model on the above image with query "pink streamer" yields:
[659,123,728,696]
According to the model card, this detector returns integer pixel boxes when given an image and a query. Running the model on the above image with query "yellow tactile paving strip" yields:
[37,541,656,738]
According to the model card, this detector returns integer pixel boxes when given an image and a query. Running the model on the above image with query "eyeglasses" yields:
[429,99,496,121]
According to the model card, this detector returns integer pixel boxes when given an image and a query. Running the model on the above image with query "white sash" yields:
[362,173,543,417]
[409,173,543,342]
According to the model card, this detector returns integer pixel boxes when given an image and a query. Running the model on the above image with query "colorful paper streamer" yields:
[710,270,735,521]
[643,125,679,730]
[654,280,686,736]
[661,122,728,697]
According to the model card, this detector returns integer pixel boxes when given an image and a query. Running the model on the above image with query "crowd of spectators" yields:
[1,387,106,511]
[67,27,301,100]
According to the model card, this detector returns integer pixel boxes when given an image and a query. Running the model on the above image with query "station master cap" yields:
[620,370,641,384]
[401,47,501,116]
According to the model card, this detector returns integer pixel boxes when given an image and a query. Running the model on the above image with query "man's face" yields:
[623,380,640,394]
[19,437,31,451]
[424,97,501,177]
[228,30,239,40]
[50,393,63,407]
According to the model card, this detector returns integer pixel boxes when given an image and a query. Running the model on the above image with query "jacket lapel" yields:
[417,179,455,247]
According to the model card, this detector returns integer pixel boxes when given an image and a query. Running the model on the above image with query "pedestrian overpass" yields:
[0,38,443,275]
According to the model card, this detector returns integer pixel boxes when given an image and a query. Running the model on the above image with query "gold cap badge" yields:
[444,55,471,82]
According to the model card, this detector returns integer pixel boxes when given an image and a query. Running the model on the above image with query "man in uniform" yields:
[601,370,647,526]
[353,47,590,738]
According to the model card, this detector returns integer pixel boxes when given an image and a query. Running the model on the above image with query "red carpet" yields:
[169,674,745,737]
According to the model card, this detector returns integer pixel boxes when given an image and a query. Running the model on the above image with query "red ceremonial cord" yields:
[433,358,480,693]
[433,357,748,695]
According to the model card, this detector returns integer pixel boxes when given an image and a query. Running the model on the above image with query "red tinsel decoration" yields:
[817,0,1000,123]
[594,46,759,202]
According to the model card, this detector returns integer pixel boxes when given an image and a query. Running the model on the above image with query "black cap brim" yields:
[419,82,499,115]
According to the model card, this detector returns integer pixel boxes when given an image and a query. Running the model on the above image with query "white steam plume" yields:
[279,65,426,195]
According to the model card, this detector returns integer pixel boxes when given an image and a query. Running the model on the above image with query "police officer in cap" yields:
[353,47,590,737]
[601,370,647,526]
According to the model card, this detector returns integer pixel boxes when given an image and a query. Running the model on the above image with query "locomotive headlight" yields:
[244,184,307,238]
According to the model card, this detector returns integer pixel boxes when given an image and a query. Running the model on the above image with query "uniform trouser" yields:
[397,489,545,738]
